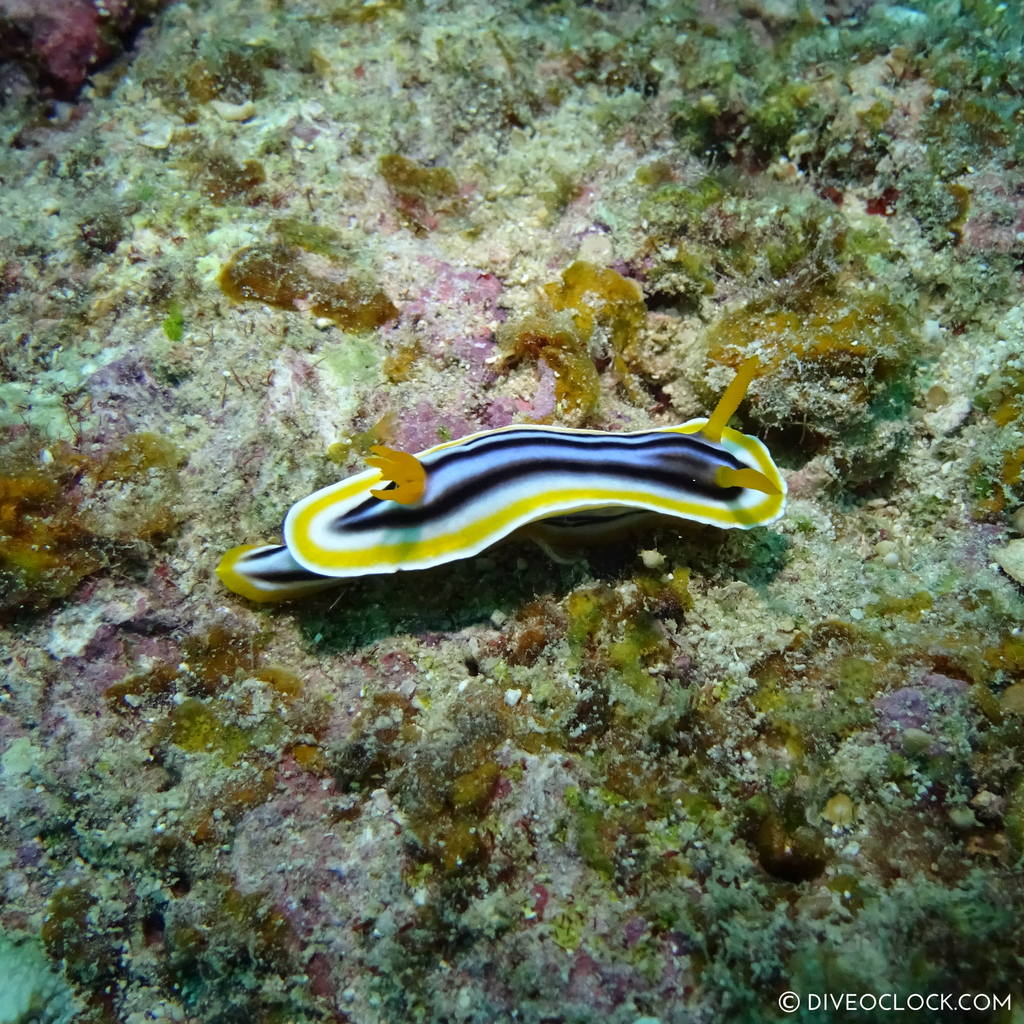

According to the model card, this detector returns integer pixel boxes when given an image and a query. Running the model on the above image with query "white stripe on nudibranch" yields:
[217,358,786,602]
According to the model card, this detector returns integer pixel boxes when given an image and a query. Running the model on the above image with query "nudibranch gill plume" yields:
[216,357,786,602]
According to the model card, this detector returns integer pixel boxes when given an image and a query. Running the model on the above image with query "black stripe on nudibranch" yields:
[328,432,746,533]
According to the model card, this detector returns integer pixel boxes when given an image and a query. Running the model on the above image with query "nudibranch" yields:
[217,358,786,602]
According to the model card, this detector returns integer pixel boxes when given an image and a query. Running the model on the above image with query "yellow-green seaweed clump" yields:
[0,432,183,614]
[219,243,398,330]
[194,150,266,206]
[166,698,253,763]
[498,260,647,421]
[706,285,917,483]
[332,690,511,873]
[379,153,460,231]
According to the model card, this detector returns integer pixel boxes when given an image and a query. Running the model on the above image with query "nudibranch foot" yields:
[216,544,342,603]
[218,358,786,602]
[523,508,659,563]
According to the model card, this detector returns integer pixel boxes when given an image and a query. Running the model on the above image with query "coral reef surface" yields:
[2,0,1024,1022]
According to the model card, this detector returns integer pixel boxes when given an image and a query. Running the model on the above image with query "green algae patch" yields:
[219,244,398,331]
[148,36,280,117]
[163,880,303,1017]
[331,689,516,874]
[640,181,854,320]
[566,786,617,878]
[106,624,301,707]
[162,302,185,341]
[752,623,896,751]
[565,577,685,679]
[273,216,347,258]
[503,574,699,772]
[670,67,831,166]
[550,908,585,953]
[642,175,725,223]
[110,625,309,730]
[167,699,253,764]
[607,615,668,701]
[450,761,500,810]
[866,590,934,622]
[41,880,127,998]
[41,884,95,970]
[924,92,1024,169]
[379,153,458,204]
[319,334,384,390]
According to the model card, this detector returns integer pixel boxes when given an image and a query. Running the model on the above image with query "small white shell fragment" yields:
[1011,506,1024,535]
[993,538,1024,585]
[639,548,666,569]
[504,688,522,707]
[138,121,174,149]
[922,394,972,437]
[211,99,257,122]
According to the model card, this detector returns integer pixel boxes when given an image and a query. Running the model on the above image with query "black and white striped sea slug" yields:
[217,358,786,602]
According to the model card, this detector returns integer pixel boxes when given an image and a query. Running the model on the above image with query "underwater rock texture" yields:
[1,0,1024,1021]
[0,0,167,96]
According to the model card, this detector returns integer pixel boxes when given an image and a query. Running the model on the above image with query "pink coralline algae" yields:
[0,0,164,96]
[391,403,490,455]
[84,356,176,440]
[46,577,185,692]
[229,779,419,1012]
[511,359,558,421]
[958,171,1024,253]
[874,673,972,756]
[400,263,503,374]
